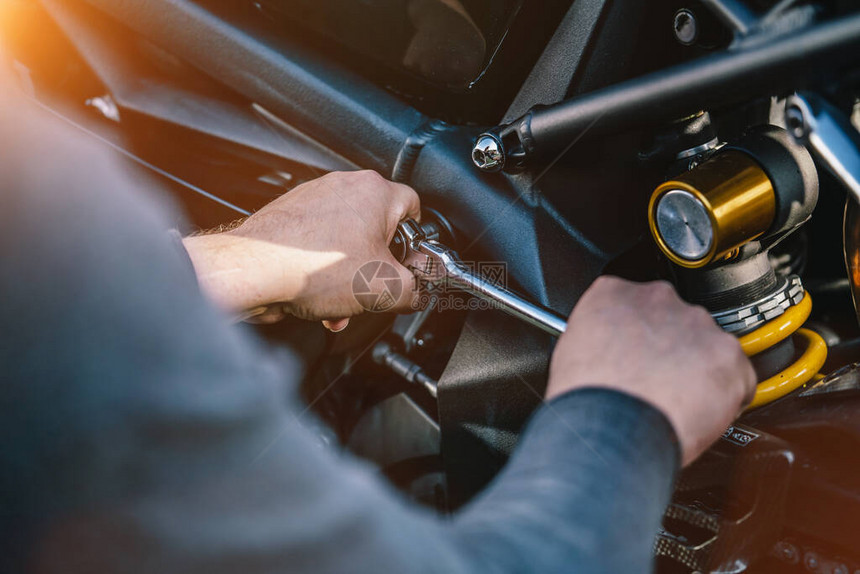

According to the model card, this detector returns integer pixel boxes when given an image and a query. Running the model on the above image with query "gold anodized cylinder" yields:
[648,151,777,268]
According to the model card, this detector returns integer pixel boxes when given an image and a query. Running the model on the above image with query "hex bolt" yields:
[372,341,438,398]
[785,104,808,140]
[472,134,504,172]
[776,541,799,564]
[674,9,699,46]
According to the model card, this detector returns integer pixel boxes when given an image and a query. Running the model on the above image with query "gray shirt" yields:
[0,97,678,573]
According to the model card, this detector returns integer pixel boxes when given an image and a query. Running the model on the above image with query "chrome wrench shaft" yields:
[394,219,567,337]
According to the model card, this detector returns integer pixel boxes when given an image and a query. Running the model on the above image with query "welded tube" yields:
[482,12,860,170]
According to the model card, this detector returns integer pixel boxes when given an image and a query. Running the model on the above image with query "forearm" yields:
[449,389,679,574]
[181,232,306,314]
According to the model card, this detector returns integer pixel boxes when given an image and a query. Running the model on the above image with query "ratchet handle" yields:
[392,218,568,337]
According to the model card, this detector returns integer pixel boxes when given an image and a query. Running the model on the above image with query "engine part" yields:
[741,366,860,562]
[392,219,568,337]
[656,425,794,573]
[372,341,438,398]
[664,344,860,571]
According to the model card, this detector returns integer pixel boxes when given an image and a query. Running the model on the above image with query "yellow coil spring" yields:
[740,292,828,410]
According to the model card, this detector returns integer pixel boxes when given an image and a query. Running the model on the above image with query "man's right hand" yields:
[547,276,757,467]
[182,170,421,326]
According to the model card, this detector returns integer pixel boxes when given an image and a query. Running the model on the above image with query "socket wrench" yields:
[392,219,568,337]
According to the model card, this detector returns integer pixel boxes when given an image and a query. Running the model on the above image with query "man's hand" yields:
[547,276,756,466]
[182,171,421,325]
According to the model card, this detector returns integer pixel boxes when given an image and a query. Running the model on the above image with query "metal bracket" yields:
[784,93,860,204]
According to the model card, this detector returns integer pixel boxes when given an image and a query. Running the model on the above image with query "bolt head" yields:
[785,105,808,140]
[804,552,819,570]
[776,541,799,564]
[673,9,698,46]
[472,134,504,172]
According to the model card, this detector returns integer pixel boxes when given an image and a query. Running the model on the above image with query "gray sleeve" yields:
[0,98,677,574]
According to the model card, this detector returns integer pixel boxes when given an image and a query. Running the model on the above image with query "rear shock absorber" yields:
[648,126,825,410]
[735,291,827,409]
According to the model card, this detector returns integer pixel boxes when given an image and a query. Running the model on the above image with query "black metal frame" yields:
[477,10,860,172]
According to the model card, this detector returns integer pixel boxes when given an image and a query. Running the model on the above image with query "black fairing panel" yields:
[246,0,522,91]
[437,310,553,508]
[43,0,357,176]
[743,388,860,553]
[80,0,427,174]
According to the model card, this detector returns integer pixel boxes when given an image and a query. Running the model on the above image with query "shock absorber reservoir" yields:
[649,151,776,269]
[648,127,824,409]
